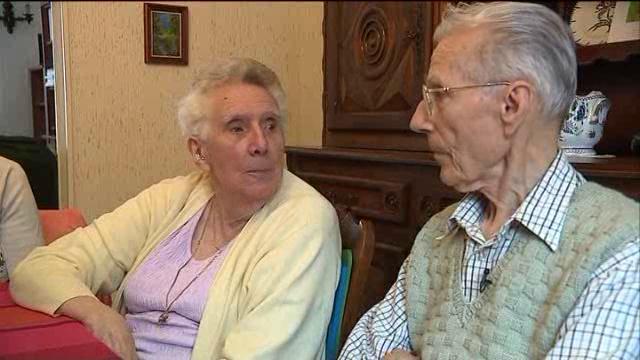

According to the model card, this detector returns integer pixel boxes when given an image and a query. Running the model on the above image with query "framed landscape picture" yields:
[144,3,188,65]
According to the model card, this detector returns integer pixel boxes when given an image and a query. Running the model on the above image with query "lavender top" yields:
[124,205,229,360]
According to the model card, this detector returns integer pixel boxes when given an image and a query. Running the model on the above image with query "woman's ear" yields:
[501,80,533,137]
[188,137,210,171]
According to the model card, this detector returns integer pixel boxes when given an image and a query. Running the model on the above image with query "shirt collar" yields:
[447,151,585,251]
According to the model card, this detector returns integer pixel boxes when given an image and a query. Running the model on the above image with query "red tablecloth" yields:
[0,282,118,359]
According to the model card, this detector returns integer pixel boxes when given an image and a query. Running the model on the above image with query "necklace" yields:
[158,200,223,324]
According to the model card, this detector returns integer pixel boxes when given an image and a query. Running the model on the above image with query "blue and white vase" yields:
[559,91,611,156]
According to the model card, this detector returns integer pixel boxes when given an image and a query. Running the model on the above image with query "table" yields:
[0,282,118,359]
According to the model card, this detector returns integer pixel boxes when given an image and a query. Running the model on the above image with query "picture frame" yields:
[144,3,188,65]
[608,1,640,43]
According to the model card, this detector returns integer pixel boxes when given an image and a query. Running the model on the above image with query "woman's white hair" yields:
[177,57,287,140]
[434,2,577,121]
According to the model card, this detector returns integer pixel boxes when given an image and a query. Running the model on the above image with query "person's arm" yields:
[9,175,193,358]
[9,175,182,315]
[339,259,413,360]
[219,199,341,360]
[0,161,44,279]
[545,239,640,359]
[57,296,137,360]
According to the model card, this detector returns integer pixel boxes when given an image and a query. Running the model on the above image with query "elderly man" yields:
[339,2,639,359]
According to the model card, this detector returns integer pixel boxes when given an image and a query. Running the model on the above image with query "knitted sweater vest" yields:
[406,182,639,360]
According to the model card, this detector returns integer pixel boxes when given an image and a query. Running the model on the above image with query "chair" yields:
[38,208,87,245]
[326,206,375,360]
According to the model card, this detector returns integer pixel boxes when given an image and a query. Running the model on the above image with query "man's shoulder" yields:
[571,182,638,222]
[412,202,460,247]
[576,181,636,202]
[563,182,638,260]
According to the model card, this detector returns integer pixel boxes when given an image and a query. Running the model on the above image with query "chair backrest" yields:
[326,205,375,358]
[38,208,87,245]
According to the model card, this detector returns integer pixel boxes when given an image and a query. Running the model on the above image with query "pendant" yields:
[158,312,169,324]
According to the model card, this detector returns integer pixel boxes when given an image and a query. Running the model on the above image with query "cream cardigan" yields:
[11,170,341,359]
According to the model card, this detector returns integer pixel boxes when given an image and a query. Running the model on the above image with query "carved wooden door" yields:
[324,2,433,151]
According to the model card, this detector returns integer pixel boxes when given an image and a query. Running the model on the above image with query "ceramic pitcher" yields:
[559,91,611,155]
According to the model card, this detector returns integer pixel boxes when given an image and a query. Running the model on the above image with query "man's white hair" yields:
[435,2,577,121]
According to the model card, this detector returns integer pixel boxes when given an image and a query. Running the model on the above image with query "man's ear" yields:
[501,80,533,137]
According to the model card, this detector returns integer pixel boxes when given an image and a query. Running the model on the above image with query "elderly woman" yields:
[0,156,44,282]
[10,58,341,360]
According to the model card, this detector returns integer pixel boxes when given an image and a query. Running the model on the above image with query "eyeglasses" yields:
[422,81,511,116]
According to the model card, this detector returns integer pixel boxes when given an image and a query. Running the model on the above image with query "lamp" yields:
[1,1,34,34]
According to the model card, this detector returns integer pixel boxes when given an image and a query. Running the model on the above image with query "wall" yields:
[0,1,42,137]
[59,2,324,220]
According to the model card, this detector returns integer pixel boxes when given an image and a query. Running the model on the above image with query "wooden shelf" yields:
[570,155,640,178]
[577,40,640,65]
[287,146,640,178]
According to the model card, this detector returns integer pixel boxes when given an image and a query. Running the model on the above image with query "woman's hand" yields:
[383,349,420,360]
[83,304,137,360]
[57,296,137,360]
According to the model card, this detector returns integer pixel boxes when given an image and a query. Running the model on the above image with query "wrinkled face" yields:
[410,29,509,192]
[200,82,285,204]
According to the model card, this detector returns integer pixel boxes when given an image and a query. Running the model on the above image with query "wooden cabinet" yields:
[324,2,432,151]
[287,1,640,324]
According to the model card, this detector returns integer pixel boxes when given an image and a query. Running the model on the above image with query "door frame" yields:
[52,2,71,208]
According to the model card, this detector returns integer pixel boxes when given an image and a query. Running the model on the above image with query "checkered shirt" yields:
[339,151,640,359]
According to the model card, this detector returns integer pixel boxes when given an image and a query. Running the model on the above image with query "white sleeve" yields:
[339,259,412,360]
